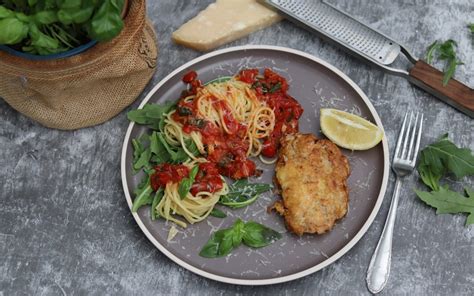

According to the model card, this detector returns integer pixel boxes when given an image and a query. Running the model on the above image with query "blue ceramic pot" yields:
[0,40,97,61]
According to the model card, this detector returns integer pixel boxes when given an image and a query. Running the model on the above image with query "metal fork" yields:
[366,111,424,294]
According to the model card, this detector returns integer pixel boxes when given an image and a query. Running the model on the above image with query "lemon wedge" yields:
[320,108,383,150]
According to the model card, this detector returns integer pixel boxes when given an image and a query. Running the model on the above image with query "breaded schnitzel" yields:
[272,133,350,235]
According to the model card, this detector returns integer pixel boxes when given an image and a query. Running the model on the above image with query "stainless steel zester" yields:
[260,0,474,117]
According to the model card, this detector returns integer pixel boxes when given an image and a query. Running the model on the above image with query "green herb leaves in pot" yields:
[0,0,126,55]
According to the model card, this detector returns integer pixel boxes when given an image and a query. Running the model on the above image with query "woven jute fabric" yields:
[0,0,157,130]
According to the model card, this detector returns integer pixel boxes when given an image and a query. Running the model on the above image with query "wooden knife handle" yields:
[408,61,474,118]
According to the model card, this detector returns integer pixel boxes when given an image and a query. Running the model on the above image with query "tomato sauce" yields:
[190,162,223,195]
[169,69,303,180]
[150,162,223,196]
[240,68,303,158]
[150,164,189,191]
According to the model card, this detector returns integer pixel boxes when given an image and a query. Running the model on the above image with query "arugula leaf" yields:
[149,131,161,155]
[415,187,474,226]
[133,147,151,172]
[132,183,153,212]
[219,180,272,208]
[127,102,175,129]
[469,23,474,34]
[156,132,197,163]
[209,208,227,218]
[417,134,474,191]
[425,41,440,64]
[151,188,164,220]
[178,165,199,199]
[199,219,281,258]
[443,59,463,86]
[242,221,282,248]
[424,40,463,86]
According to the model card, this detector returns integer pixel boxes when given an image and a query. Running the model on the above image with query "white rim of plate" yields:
[120,45,390,286]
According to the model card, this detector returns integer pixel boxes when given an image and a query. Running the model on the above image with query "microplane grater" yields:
[260,0,474,117]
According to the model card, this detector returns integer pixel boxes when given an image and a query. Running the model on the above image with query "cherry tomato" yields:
[182,70,197,83]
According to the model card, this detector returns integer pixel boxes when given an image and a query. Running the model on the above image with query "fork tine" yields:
[400,111,414,160]
[394,112,408,159]
[412,113,424,163]
[407,112,419,160]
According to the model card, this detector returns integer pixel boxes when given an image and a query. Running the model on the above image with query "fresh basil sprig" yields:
[199,219,282,258]
[0,0,125,55]
[219,180,272,208]
[178,166,199,199]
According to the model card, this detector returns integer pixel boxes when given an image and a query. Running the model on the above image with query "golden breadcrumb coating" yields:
[272,133,350,235]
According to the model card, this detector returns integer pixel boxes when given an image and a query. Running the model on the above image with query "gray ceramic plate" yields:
[121,45,389,285]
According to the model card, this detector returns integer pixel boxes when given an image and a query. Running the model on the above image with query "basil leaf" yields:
[60,0,81,9]
[218,229,235,256]
[178,179,191,200]
[151,188,164,220]
[34,11,57,24]
[0,6,14,19]
[209,208,226,218]
[232,219,244,247]
[0,17,29,44]
[88,0,124,42]
[219,180,272,208]
[269,82,281,93]
[199,228,235,258]
[469,23,474,35]
[242,221,282,248]
[178,166,199,199]
[199,219,281,258]
[189,165,199,179]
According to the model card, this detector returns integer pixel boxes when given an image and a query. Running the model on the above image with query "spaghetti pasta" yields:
[131,68,303,228]
[164,77,276,169]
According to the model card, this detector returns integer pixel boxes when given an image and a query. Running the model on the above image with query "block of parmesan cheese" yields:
[172,0,282,51]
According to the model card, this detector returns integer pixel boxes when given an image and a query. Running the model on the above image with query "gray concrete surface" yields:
[1,0,473,295]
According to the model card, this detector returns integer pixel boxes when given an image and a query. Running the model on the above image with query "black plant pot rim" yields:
[0,39,97,61]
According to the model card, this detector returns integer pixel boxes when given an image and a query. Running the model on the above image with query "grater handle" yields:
[408,61,474,118]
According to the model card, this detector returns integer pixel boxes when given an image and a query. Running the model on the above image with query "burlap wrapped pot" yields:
[0,0,157,130]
